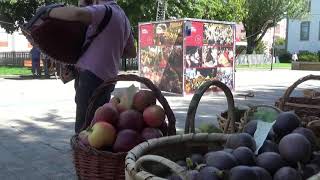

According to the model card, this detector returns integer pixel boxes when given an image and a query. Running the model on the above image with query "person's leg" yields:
[31,59,36,77]
[44,59,49,78]
[74,70,115,133]
[36,60,41,77]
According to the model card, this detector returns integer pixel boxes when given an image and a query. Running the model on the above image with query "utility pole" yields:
[271,18,276,71]
[156,0,167,21]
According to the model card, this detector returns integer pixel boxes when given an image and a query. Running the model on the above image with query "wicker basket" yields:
[125,133,230,180]
[70,74,176,180]
[184,80,237,134]
[275,74,320,123]
[217,108,247,133]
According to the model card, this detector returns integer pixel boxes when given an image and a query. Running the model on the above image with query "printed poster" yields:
[185,21,204,46]
[140,24,154,48]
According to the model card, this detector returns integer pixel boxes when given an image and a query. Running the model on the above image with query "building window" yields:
[300,21,310,41]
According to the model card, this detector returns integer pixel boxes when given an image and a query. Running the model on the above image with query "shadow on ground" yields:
[0,109,76,180]
[4,75,57,80]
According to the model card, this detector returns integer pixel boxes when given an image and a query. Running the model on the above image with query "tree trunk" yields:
[246,36,256,54]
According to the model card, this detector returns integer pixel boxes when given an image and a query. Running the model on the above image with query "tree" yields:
[242,0,309,54]
[0,0,245,34]
[0,0,77,33]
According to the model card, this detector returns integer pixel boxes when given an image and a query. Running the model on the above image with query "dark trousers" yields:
[32,59,41,76]
[74,70,115,133]
[43,58,49,77]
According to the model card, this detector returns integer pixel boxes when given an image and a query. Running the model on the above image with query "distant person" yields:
[292,52,298,62]
[30,47,41,78]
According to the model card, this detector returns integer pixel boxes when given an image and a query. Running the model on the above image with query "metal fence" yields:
[0,51,138,71]
[236,54,273,65]
[0,51,30,66]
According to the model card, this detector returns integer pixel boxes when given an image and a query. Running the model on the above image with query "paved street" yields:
[0,69,320,179]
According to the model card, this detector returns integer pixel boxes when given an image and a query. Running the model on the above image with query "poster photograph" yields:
[217,47,234,67]
[154,22,183,46]
[216,67,234,89]
[140,45,183,94]
[202,46,218,68]
[203,23,234,46]
[184,68,219,94]
[185,46,202,68]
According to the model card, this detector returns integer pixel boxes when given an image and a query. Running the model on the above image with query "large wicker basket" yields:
[184,80,237,134]
[125,133,230,180]
[70,74,176,180]
[275,74,320,125]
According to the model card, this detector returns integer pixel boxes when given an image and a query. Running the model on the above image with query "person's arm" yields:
[122,32,137,58]
[48,6,92,25]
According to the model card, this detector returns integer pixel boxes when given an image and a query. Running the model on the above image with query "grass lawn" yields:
[0,66,32,76]
[236,63,291,70]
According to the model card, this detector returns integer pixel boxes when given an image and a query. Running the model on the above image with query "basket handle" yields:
[134,155,187,180]
[81,74,176,135]
[279,74,320,110]
[184,80,236,134]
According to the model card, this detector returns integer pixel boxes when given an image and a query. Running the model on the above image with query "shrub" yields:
[277,49,292,63]
[298,51,319,62]
[254,41,267,54]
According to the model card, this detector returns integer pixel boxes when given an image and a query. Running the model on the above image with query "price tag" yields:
[254,120,275,154]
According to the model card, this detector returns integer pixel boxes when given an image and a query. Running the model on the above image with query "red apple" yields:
[117,109,144,132]
[92,103,119,126]
[132,90,156,112]
[113,129,142,152]
[88,122,116,149]
[141,128,163,141]
[143,105,165,128]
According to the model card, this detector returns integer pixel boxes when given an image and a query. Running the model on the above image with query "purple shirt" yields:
[76,1,133,81]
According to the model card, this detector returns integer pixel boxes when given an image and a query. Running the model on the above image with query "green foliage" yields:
[0,0,78,33]
[275,37,285,46]
[298,51,319,62]
[277,50,292,63]
[0,0,245,34]
[253,41,267,54]
[247,108,280,123]
[242,0,309,54]
[198,123,223,133]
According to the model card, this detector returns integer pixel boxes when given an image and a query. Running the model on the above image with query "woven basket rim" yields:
[125,133,229,179]
[278,74,320,110]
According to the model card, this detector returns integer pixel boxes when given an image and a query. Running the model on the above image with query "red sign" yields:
[0,41,8,47]
[139,24,154,48]
[185,22,203,46]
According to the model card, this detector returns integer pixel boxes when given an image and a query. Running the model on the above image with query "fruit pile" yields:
[78,90,168,153]
[168,112,320,180]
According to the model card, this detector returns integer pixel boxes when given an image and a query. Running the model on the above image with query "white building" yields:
[0,27,31,52]
[287,0,320,53]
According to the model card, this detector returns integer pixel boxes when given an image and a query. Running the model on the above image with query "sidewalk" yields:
[0,69,320,179]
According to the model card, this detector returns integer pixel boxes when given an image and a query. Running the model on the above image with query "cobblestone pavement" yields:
[0,69,319,179]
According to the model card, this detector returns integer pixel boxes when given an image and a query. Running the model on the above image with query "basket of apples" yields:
[70,74,176,180]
